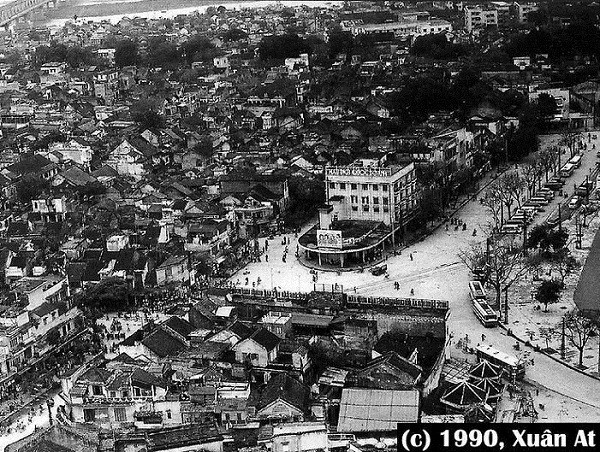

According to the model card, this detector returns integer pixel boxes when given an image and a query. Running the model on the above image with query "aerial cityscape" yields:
[0,0,596,450]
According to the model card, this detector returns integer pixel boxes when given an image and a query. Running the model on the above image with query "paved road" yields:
[233,132,600,413]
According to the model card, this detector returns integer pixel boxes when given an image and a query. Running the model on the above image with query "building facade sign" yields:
[326,167,393,178]
[317,230,343,249]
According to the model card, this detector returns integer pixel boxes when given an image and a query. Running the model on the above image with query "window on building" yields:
[225,413,230,421]
[92,386,103,396]
[361,197,369,204]
[109,391,116,398]
[339,183,346,189]
[383,206,389,213]
[329,182,336,189]
[114,407,126,422]
[383,197,389,205]
[352,206,358,211]
[383,185,388,192]
[166,410,172,419]
[363,205,369,211]
[351,183,357,190]
[362,184,369,190]
[373,197,379,204]
[372,184,378,191]
[351,195,358,204]
[83,409,96,422]
[122,390,130,398]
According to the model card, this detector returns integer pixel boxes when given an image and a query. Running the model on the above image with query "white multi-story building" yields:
[515,2,539,23]
[464,5,499,32]
[325,159,419,227]
[349,20,452,38]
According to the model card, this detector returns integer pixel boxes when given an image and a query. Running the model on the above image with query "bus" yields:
[569,154,582,168]
[476,344,526,381]
[560,163,575,178]
[469,281,498,327]
[468,280,486,300]
[471,299,499,327]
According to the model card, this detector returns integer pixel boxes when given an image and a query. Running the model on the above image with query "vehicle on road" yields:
[469,281,499,327]
[530,196,549,205]
[560,163,575,178]
[476,344,525,381]
[569,154,582,168]
[568,196,581,210]
[501,224,522,235]
[370,263,387,276]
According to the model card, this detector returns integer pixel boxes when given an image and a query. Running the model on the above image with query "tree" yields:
[521,159,541,198]
[560,129,582,158]
[546,228,568,252]
[222,28,248,42]
[535,279,562,312]
[538,146,558,181]
[130,98,164,129]
[539,327,557,351]
[147,37,181,69]
[84,277,134,313]
[328,26,353,59]
[481,184,504,231]
[16,175,49,204]
[258,33,311,61]
[564,310,597,367]
[537,93,558,119]
[498,172,525,220]
[115,39,139,67]
[411,33,466,60]
[459,235,527,323]
[46,329,62,346]
[550,248,578,284]
[181,35,218,65]
[527,224,550,251]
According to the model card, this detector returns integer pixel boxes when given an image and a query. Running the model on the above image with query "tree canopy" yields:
[258,33,311,61]
[115,39,139,67]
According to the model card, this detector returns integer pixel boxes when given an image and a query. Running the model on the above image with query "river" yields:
[34,0,341,28]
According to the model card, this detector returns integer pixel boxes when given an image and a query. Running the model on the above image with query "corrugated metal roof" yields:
[337,388,419,432]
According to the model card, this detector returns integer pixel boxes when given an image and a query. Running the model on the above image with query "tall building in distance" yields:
[464,5,499,32]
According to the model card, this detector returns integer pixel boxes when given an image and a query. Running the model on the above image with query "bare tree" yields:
[539,327,557,351]
[521,160,540,198]
[459,234,528,323]
[499,172,525,219]
[480,184,504,231]
[538,146,558,181]
[560,130,583,158]
[550,249,579,285]
[564,310,597,367]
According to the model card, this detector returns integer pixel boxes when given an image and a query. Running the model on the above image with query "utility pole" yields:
[504,287,509,325]
[558,203,562,232]
[561,317,566,360]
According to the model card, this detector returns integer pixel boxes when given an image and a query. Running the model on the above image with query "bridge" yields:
[0,0,60,28]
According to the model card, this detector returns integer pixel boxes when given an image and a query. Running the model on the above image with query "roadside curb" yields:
[497,322,600,383]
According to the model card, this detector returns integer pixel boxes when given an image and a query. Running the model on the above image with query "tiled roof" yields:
[249,328,280,351]
[142,328,187,358]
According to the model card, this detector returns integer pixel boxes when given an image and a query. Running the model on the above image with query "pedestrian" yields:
[481,333,485,342]
[410,253,413,261]
[410,288,414,296]
[265,255,268,262]
[354,286,357,293]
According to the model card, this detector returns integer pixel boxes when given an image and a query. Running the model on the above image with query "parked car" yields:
[569,196,581,210]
